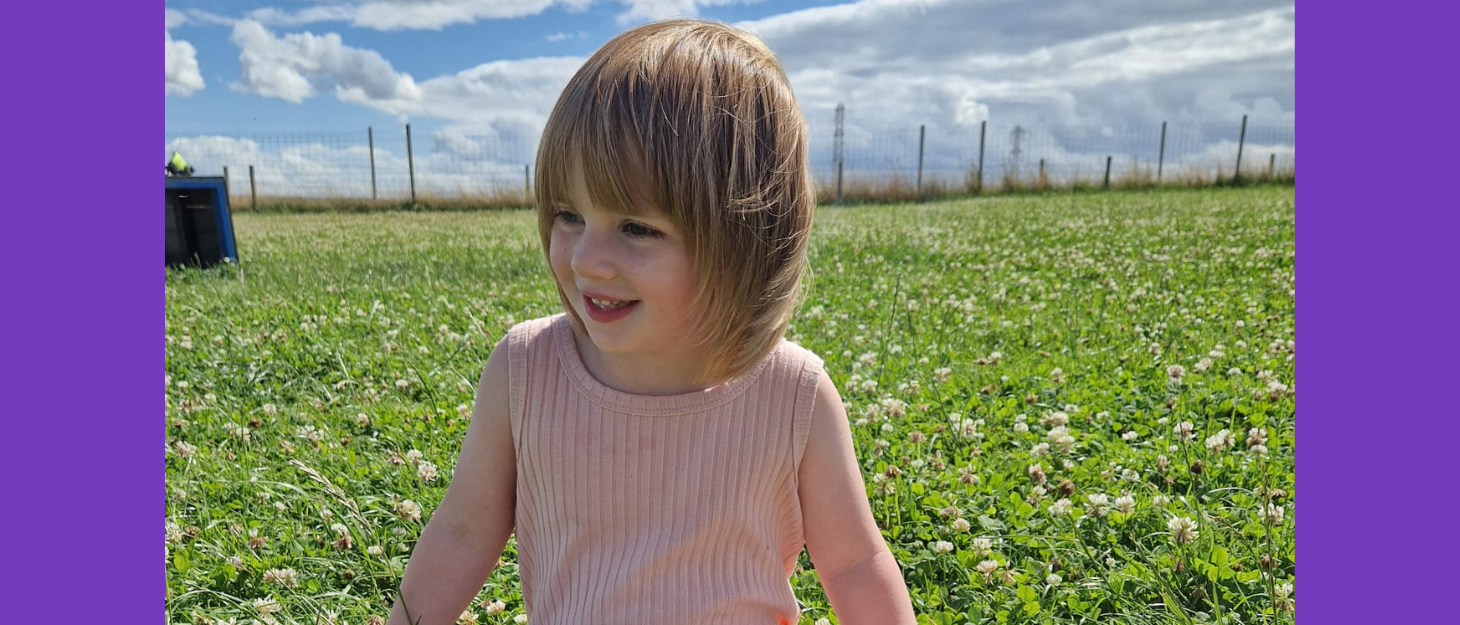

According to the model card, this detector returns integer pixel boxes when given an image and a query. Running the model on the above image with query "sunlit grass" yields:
[166,186,1295,624]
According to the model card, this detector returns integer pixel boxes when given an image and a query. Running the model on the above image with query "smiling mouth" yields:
[589,297,636,310]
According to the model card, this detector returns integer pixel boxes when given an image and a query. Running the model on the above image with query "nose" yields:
[569,226,617,281]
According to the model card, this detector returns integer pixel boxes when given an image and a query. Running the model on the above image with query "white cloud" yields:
[198,1,1293,191]
[228,21,581,134]
[614,0,764,25]
[230,20,423,105]
[738,1,1293,127]
[244,5,358,28]
[409,57,584,123]
[353,0,576,31]
[165,9,188,30]
[545,30,586,42]
[224,0,756,30]
[166,31,205,97]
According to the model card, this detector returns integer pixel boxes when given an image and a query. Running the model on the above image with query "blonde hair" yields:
[534,19,815,387]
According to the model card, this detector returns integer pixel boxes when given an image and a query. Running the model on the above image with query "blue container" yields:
[165,176,238,267]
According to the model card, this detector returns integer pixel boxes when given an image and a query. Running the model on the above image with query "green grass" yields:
[166,187,1295,625]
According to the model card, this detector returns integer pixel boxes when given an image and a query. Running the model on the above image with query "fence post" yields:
[1268,153,1276,179]
[222,165,229,195]
[1234,114,1247,183]
[368,126,378,200]
[1038,158,1045,188]
[1103,156,1112,189]
[406,123,417,205]
[916,124,925,195]
[249,165,257,209]
[525,165,531,203]
[833,103,845,204]
[836,161,844,205]
[976,120,986,194]
[1157,121,1167,183]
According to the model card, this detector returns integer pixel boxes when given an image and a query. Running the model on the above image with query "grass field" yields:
[165,186,1296,625]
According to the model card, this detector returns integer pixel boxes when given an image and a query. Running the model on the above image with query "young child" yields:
[386,19,914,625]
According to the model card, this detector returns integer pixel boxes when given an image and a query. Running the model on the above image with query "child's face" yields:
[548,165,701,363]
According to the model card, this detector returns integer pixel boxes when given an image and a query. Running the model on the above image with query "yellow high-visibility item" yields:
[166,152,194,176]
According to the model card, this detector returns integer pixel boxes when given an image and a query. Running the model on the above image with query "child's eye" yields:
[623,222,662,239]
[555,208,661,239]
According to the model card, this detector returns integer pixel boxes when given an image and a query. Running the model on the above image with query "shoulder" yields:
[506,313,562,344]
[776,336,827,379]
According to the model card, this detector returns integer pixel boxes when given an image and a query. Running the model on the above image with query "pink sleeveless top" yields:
[505,314,824,624]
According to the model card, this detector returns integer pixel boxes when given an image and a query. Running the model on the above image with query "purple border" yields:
[4,2,150,620]
[1305,2,1455,622]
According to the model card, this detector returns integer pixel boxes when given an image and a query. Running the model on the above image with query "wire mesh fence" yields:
[164,111,1292,207]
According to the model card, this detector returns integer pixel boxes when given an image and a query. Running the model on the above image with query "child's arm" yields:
[385,336,517,625]
[799,369,917,625]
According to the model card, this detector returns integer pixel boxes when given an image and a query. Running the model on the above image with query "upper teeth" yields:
[591,298,630,308]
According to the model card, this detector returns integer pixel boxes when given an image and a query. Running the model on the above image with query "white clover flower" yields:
[1152,495,1170,507]
[367,545,384,556]
[172,441,197,458]
[1049,499,1073,516]
[1227,367,1242,376]
[1251,444,1269,456]
[396,379,410,390]
[1173,421,1196,441]
[1167,516,1198,544]
[1027,463,1046,484]
[395,499,423,522]
[976,560,999,575]
[1050,368,1065,383]
[1014,422,1029,433]
[1247,427,1269,447]
[1262,503,1285,525]
[1167,364,1186,380]
[262,568,298,587]
[1031,443,1050,457]
[1047,426,1075,453]
[483,600,507,615]
[880,422,895,433]
[1204,429,1235,452]
[165,522,183,544]
[1194,358,1213,373]
[1046,573,1062,586]
[330,523,349,536]
[253,597,282,614]
[1041,412,1069,427]
[1087,494,1111,517]
[296,425,323,442]
[514,614,528,623]
[970,537,993,557]
[1122,431,1139,442]
[931,540,954,554]
[1113,495,1136,515]
[417,462,440,482]
[951,518,971,532]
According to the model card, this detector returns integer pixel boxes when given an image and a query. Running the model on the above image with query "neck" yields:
[572,330,723,396]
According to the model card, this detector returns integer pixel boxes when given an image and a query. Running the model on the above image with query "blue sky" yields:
[165,0,1295,197]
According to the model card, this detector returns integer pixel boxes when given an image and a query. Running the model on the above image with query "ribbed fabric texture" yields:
[506,314,825,624]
